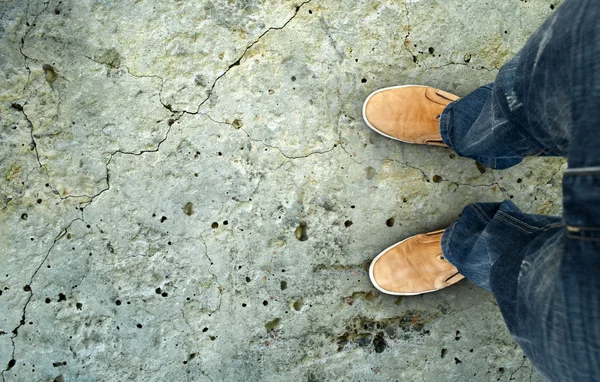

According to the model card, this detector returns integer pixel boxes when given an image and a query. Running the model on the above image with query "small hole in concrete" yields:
[344,220,353,227]
[386,218,395,227]
[293,300,304,311]
[295,222,308,241]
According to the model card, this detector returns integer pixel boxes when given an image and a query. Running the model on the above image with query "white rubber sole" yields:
[362,84,420,143]
[368,235,440,296]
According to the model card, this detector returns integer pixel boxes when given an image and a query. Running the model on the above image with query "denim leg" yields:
[438,0,600,380]
[439,82,553,169]
[438,0,583,168]
[441,201,561,291]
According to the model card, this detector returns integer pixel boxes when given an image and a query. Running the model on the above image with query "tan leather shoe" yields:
[369,229,464,295]
[362,85,459,146]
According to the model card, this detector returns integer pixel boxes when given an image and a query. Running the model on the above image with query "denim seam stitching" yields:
[495,212,538,233]
[567,226,600,231]
[542,223,564,231]
[472,204,492,222]
[567,235,600,242]
[519,147,545,158]
[496,210,541,230]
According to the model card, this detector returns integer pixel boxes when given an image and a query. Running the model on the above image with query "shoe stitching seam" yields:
[425,88,452,106]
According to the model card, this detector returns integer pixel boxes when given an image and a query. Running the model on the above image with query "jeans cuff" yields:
[439,100,455,149]
[441,220,458,267]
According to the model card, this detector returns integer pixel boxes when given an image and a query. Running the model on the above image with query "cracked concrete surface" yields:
[1,0,564,381]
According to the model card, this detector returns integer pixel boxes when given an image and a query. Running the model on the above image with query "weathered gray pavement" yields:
[0,0,564,380]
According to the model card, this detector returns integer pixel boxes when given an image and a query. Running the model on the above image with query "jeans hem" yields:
[441,221,458,268]
[439,101,455,149]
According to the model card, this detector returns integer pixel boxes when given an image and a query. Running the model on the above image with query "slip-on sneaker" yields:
[362,85,459,146]
[369,229,464,296]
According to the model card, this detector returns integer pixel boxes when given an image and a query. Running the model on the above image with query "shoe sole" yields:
[369,235,441,296]
[362,84,421,144]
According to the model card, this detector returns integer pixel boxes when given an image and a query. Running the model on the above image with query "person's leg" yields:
[439,83,555,169]
[441,0,600,379]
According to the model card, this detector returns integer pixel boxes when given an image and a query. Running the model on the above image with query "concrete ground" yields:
[0,0,565,381]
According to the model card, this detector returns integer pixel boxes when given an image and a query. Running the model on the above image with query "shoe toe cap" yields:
[363,91,400,137]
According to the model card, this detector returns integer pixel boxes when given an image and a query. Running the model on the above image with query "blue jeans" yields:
[438,0,600,381]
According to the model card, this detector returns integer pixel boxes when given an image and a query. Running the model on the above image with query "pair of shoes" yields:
[363,85,464,296]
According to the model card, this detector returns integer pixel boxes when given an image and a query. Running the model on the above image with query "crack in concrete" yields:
[189,0,314,115]
[20,107,42,168]
[239,126,337,159]
[509,357,529,381]
[390,158,512,196]
[232,175,265,204]
[71,1,314,210]
[199,229,223,316]
[420,61,500,71]
[1,217,81,381]
[84,55,174,113]
[442,178,508,192]
[403,1,418,65]
[402,1,499,72]
[78,121,175,213]
[18,0,50,90]
[391,158,431,181]
[15,0,314,214]
[201,111,340,160]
